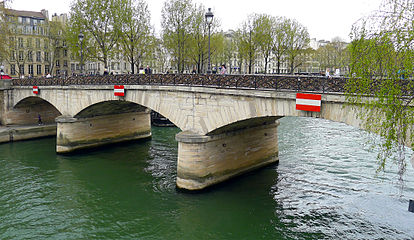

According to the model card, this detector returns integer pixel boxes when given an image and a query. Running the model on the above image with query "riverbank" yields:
[0,124,56,143]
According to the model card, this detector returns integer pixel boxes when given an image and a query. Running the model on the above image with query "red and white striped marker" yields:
[33,86,39,95]
[114,85,125,96]
[296,93,321,112]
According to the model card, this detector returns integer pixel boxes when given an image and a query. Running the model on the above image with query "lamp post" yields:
[78,32,84,75]
[205,8,214,74]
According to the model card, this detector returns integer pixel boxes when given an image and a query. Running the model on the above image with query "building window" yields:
[63,49,67,57]
[19,65,24,75]
[11,51,15,61]
[36,39,40,48]
[55,49,60,58]
[63,60,68,67]
[44,39,48,49]
[56,60,60,67]
[27,51,33,62]
[45,65,50,74]
[27,38,32,48]
[56,70,60,76]
[11,64,16,75]
[9,37,15,49]
[44,52,49,62]
[37,65,42,75]
[71,63,75,71]
[18,38,23,48]
[18,51,24,61]
[36,51,41,62]
[28,64,33,75]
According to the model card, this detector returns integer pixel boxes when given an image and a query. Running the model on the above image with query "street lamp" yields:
[205,8,214,74]
[78,32,84,75]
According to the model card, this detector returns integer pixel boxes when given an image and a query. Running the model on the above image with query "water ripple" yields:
[0,120,413,239]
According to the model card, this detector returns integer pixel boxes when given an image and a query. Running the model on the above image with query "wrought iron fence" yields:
[12,74,348,93]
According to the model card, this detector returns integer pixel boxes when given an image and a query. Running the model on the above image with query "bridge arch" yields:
[206,116,281,136]
[74,100,147,119]
[8,96,61,125]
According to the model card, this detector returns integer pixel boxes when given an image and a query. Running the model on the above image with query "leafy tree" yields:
[161,0,193,73]
[0,0,10,66]
[254,14,274,74]
[68,0,122,70]
[222,32,236,74]
[233,30,245,74]
[118,0,152,74]
[48,20,66,75]
[187,4,208,73]
[211,32,225,72]
[153,37,169,73]
[284,18,310,74]
[238,14,260,74]
[272,17,289,74]
[315,37,349,75]
[346,0,414,185]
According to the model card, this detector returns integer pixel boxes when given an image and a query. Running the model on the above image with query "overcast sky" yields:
[11,0,384,41]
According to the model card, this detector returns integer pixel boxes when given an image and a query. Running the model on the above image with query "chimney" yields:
[41,9,49,20]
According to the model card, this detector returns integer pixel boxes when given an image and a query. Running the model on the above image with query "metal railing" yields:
[12,74,348,93]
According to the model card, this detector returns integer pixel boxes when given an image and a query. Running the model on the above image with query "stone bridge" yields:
[0,74,362,190]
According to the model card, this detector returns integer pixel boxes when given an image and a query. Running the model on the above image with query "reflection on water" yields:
[0,117,412,239]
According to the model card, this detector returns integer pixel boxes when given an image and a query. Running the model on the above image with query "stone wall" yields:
[5,97,61,126]
[176,121,279,190]
[0,125,56,143]
[56,111,151,153]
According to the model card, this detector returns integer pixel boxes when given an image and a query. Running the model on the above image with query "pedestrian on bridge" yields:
[145,65,152,74]
[220,64,227,75]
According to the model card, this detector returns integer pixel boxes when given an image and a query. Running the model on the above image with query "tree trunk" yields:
[130,55,135,74]
[277,59,281,74]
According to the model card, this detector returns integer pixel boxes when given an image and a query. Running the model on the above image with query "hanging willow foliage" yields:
[346,0,414,187]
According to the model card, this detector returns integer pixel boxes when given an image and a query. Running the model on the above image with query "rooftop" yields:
[5,9,46,19]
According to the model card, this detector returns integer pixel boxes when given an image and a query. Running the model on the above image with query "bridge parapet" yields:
[12,74,348,93]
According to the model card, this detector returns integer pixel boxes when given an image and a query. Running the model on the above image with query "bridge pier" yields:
[56,111,151,153]
[175,120,279,190]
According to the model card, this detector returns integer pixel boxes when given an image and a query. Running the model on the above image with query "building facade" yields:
[0,5,74,78]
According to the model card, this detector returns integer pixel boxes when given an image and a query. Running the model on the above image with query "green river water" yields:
[0,117,413,239]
